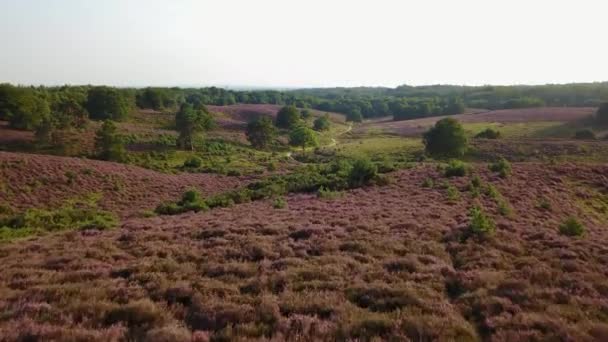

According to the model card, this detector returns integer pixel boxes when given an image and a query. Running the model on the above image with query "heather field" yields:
[2,92,608,341]
[1,163,608,341]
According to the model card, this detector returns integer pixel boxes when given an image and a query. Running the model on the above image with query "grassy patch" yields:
[0,193,117,241]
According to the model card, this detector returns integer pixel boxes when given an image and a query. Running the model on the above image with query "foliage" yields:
[468,205,496,236]
[346,109,363,122]
[246,116,276,149]
[0,194,117,241]
[475,128,501,139]
[300,109,312,120]
[348,158,378,188]
[183,156,202,168]
[275,105,302,129]
[155,188,208,215]
[86,86,132,121]
[422,178,434,188]
[574,129,596,140]
[446,185,460,202]
[423,118,468,158]
[489,158,512,178]
[0,85,51,130]
[289,125,318,151]
[597,102,608,125]
[559,217,585,237]
[272,197,287,209]
[95,120,127,162]
[175,103,214,150]
[313,114,331,131]
[444,160,469,177]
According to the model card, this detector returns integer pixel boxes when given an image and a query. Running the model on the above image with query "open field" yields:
[1,163,608,340]
[0,152,242,219]
[356,107,598,137]
[2,96,608,341]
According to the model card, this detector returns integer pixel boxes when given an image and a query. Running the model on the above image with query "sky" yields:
[0,0,607,88]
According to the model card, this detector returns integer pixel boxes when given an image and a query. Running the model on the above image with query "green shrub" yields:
[422,178,434,188]
[444,160,468,177]
[423,118,468,158]
[471,175,482,188]
[475,128,501,139]
[559,217,585,237]
[574,129,596,140]
[348,158,378,188]
[485,184,500,199]
[469,205,495,236]
[317,186,342,200]
[446,185,460,202]
[183,156,202,168]
[489,158,512,178]
[0,194,117,241]
[272,197,287,209]
[498,200,513,216]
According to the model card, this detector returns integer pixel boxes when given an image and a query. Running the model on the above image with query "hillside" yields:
[1,162,607,340]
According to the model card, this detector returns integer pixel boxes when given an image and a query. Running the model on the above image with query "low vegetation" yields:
[0,194,117,241]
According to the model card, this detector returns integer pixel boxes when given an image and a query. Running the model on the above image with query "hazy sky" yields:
[1,0,606,88]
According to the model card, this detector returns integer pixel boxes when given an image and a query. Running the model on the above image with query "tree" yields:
[300,109,312,120]
[444,97,465,115]
[95,120,126,162]
[0,86,51,130]
[275,105,301,129]
[86,86,132,121]
[175,103,214,151]
[313,114,331,131]
[597,102,608,125]
[423,118,468,158]
[246,116,276,149]
[346,108,363,123]
[289,125,318,152]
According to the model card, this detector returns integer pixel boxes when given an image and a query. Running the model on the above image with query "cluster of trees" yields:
[245,106,329,151]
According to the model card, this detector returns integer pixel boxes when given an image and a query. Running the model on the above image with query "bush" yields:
[246,116,276,149]
[275,105,301,129]
[469,205,495,236]
[574,129,596,140]
[489,158,512,178]
[444,160,468,177]
[596,102,608,125]
[446,185,460,202]
[0,194,117,241]
[183,156,202,168]
[475,128,501,139]
[155,188,208,215]
[423,118,468,158]
[559,217,585,237]
[272,197,287,209]
[348,158,378,188]
[313,114,331,131]
[422,178,434,188]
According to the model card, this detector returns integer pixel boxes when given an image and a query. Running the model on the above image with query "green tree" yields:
[246,116,276,149]
[175,103,214,150]
[0,86,50,130]
[346,108,363,123]
[423,118,468,158]
[95,120,126,162]
[300,109,312,120]
[444,97,465,115]
[275,105,301,129]
[313,114,331,131]
[597,102,608,125]
[289,125,318,152]
[86,86,132,121]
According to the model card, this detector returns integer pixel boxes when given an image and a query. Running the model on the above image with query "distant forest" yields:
[1,83,608,133]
